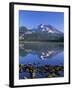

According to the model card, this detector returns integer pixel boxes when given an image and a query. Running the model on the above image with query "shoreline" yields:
[19,41,64,44]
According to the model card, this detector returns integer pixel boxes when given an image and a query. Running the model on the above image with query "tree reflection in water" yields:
[19,42,64,79]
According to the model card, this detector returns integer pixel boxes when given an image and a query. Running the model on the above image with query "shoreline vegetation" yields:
[19,38,64,42]
[19,64,64,79]
[19,41,64,43]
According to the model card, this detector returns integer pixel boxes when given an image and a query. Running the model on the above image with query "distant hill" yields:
[19,24,64,42]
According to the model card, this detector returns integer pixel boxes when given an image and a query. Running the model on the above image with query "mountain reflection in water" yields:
[19,42,64,79]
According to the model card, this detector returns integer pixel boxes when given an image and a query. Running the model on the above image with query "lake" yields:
[19,42,64,79]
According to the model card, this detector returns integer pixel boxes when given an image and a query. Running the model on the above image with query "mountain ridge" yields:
[20,24,63,34]
[19,24,64,42]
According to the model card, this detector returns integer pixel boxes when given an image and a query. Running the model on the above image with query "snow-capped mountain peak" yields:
[37,24,63,34]
[40,24,44,28]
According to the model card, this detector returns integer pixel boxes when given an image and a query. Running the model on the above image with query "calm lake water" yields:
[19,42,64,79]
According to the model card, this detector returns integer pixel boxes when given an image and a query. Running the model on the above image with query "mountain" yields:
[19,24,63,34]
[19,24,64,41]
[37,24,63,34]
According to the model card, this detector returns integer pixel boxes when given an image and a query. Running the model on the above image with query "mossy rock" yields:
[48,73,58,78]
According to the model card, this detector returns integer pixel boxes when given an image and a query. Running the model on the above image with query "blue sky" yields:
[19,10,64,32]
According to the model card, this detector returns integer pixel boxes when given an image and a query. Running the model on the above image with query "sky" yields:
[19,10,64,32]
